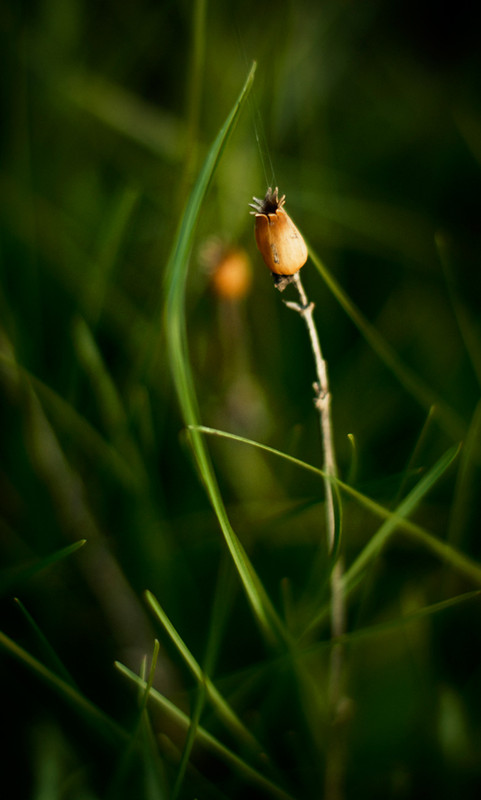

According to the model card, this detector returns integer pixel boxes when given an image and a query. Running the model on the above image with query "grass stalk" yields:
[285,273,340,558]
[283,271,346,799]
[307,245,466,443]
[164,61,291,649]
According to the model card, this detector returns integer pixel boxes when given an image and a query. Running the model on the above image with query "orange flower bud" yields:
[250,187,308,276]
[211,248,252,300]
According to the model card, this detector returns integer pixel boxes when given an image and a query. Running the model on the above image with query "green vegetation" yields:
[2,1,481,798]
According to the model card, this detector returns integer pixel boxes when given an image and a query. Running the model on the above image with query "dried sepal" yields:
[249,186,286,215]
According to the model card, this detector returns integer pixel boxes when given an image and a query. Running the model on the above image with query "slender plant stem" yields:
[287,274,338,554]
[283,270,347,799]
[285,273,340,579]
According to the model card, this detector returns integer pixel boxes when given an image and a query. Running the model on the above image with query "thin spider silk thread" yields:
[234,21,276,189]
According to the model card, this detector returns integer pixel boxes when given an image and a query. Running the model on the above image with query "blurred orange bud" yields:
[250,187,307,276]
[210,247,252,300]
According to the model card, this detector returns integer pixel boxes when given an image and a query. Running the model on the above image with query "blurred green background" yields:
[2,1,481,798]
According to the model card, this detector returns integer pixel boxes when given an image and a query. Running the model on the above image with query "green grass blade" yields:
[447,399,481,550]
[341,464,481,588]
[14,598,78,688]
[191,426,481,589]
[301,589,481,656]
[176,0,207,211]
[145,590,265,756]
[108,641,165,800]
[143,640,160,707]
[0,348,138,489]
[301,445,478,639]
[88,187,140,327]
[63,72,184,160]
[115,661,295,800]
[391,406,437,507]
[340,589,481,646]
[307,244,466,442]
[137,644,186,800]
[33,377,137,488]
[137,646,169,800]
[342,445,461,591]
[72,315,149,486]
[163,62,288,648]
[346,433,359,486]
[437,233,481,390]
[172,681,205,800]
[0,630,127,743]
[0,539,86,598]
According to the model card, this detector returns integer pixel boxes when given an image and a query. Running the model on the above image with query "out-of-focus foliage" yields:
[1,1,481,798]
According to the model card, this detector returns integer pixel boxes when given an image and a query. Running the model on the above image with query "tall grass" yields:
[1,2,481,798]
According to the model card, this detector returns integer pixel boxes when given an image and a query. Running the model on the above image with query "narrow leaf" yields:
[115,661,295,800]
[191,426,481,589]
[145,590,265,755]
[0,630,126,742]
[0,539,86,598]
[14,598,78,688]
[163,63,288,648]
[307,244,466,443]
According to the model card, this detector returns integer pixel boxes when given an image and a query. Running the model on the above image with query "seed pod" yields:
[249,187,307,276]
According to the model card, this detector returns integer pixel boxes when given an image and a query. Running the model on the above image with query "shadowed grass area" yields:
[1,1,481,798]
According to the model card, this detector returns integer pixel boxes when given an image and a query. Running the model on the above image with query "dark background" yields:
[1,1,481,797]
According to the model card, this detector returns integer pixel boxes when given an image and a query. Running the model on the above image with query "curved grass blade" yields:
[176,0,207,212]
[140,639,160,712]
[447,399,481,550]
[346,433,359,486]
[72,315,149,487]
[0,347,138,489]
[339,589,481,647]
[64,73,185,161]
[164,62,288,649]
[145,590,265,756]
[0,629,126,743]
[341,445,461,591]
[306,244,466,443]
[391,406,437,507]
[14,598,78,688]
[88,187,140,328]
[302,445,475,640]
[191,426,481,589]
[0,539,86,598]
[301,589,481,657]
[437,232,481,390]
[138,644,169,799]
[115,661,295,800]
[31,373,141,489]
[108,641,166,799]
[172,680,205,800]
